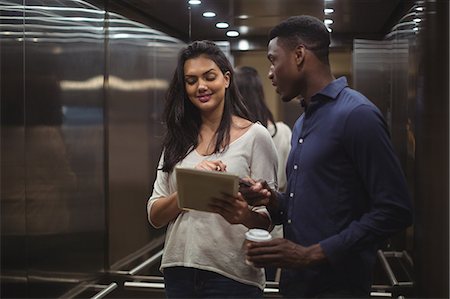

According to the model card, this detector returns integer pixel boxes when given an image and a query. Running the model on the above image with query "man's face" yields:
[267,37,301,102]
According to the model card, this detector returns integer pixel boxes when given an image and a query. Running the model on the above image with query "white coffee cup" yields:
[244,229,272,266]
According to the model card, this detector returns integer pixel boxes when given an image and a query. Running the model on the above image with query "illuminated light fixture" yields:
[203,11,216,17]
[324,8,334,14]
[216,22,229,29]
[327,27,332,33]
[413,18,422,23]
[237,15,249,19]
[324,19,333,25]
[226,30,239,37]
[239,26,249,34]
[238,40,250,51]
[413,27,419,31]
[415,6,424,11]
[60,75,169,91]
[188,0,201,5]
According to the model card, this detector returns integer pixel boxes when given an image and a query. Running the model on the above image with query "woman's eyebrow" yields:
[185,68,216,77]
[202,68,216,75]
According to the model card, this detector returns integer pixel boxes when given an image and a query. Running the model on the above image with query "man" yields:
[242,15,413,298]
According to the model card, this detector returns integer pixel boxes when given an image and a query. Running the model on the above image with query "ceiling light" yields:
[202,11,216,18]
[239,26,249,34]
[226,30,239,37]
[415,7,424,11]
[237,15,249,19]
[324,8,334,14]
[216,22,229,29]
[324,19,333,25]
[188,0,201,5]
[413,18,422,23]
[238,40,250,51]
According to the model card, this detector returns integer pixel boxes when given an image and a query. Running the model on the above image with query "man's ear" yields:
[294,45,306,67]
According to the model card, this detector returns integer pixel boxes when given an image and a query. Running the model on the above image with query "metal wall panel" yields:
[1,0,107,297]
[1,2,27,297]
[106,13,184,267]
[1,0,184,297]
[413,1,449,297]
[353,1,449,297]
[354,38,414,255]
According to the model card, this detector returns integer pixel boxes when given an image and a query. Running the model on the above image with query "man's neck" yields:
[302,70,335,106]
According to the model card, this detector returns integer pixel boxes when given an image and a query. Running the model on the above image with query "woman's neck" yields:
[200,107,224,133]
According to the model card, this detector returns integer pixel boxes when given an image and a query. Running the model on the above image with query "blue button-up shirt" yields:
[275,77,413,297]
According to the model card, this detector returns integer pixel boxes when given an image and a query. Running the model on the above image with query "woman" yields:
[147,41,278,298]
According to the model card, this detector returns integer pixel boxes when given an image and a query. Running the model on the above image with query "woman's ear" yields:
[224,71,231,88]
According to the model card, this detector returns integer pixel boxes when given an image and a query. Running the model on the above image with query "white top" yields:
[267,121,292,192]
[267,121,292,240]
[148,123,278,290]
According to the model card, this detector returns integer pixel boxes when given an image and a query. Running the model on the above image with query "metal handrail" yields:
[378,250,399,286]
[91,282,118,299]
[128,249,164,275]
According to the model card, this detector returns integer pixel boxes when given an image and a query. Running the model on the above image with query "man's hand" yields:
[239,178,278,209]
[245,238,327,268]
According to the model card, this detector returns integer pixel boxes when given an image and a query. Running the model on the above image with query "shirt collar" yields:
[313,76,348,101]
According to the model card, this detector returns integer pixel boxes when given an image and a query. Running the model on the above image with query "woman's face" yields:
[184,55,230,116]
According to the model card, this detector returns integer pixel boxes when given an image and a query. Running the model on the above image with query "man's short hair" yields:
[269,15,330,64]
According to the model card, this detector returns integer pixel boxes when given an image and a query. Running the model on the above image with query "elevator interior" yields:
[1,0,448,298]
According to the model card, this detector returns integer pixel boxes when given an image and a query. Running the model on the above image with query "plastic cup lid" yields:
[245,229,272,242]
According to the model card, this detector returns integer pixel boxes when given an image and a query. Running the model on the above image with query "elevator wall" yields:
[352,1,449,297]
[0,1,184,297]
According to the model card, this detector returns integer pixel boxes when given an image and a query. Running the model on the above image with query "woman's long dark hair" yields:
[234,66,277,137]
[161,40,253,173]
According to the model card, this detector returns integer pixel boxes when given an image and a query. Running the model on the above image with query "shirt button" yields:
[287,219,292,224]
[298,138,304,144]
[293,164,298,170]
[289,192,294,198]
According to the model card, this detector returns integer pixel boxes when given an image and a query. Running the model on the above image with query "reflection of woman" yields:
[147,41,278,298]
[235,66,291,192]
[235,66,292,281]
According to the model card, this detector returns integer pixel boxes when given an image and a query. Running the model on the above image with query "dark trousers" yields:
[283,287,369,298]
[163,266,263,298]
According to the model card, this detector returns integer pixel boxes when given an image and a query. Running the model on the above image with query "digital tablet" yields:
[175,167,239,212]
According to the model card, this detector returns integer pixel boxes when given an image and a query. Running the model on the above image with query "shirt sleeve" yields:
[147,151,170,228]
[249,124,279,190]
[248,125,279,227]
[274,122,292,192]
[319,104,413,266]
